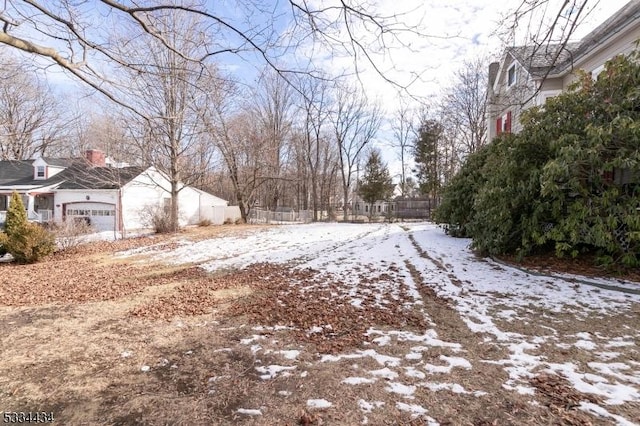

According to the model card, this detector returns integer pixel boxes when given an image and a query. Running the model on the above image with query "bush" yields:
[0,222,56,263]
[223,218,233,225]
[234,217,245,225]
[139,205,176,233]
[437,50,640,266]
[52,218,95,251]
[434,145,491,237]
[198,218,213,227]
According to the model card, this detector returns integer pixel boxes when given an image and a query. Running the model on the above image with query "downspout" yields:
[117,188,123,239]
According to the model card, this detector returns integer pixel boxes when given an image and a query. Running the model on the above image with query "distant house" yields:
[487,1,640,140]
[352,196,393,218]
[0,150,237,232]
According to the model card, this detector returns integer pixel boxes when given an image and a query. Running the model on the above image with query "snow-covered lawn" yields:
[119,222,640,425]
[2,222,638,425]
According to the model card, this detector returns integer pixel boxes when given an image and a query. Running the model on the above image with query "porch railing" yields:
[38,209,53,222]
[0,209,52,224]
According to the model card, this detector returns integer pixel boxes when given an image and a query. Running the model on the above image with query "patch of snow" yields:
[308,326,324,334]
[575,340,597,350]
[404,367,426,379]
[358,400,384,413]
[250,345,262,354]
[236,408,262,416]
[255,365,296,380]
[423,355,472,374]
[574,332,592,340]
[120,350,132,358]
[140,365,150,372]
[368,328,461,351]
[278,390,292,396]
[240,335,265,344]
[320,349,401,367]
[278,350,300,360]
[343,377,377,385]
[604,339,635,348]
[307,399,333,409]
[386,382,416,398]
[496,309,518,320]
[545,363,640,405]
[373,335,391,346]
[579,402,637,426]
[396,402,429,417]
[422,382,487,396]
[595,352,620,361]
[405,352,422,360]
[587,362,640,385]
[369,368,399,380]
[300,371,308,378]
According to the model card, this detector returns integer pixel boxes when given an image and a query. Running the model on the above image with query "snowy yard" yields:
[1,222,639,425]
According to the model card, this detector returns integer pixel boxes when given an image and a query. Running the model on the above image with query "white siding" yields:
[120,168,230,230]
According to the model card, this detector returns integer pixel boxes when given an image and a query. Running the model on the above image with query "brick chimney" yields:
[85,149,106,167]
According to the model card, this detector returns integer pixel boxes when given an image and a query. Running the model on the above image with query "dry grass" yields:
[0,225,638,425]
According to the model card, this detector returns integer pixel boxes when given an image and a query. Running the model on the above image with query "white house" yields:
[487,1,640,140]
[0,150,239,232]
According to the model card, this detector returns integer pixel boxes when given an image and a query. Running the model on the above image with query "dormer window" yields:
[36,166,45,178]
[507,64,516,87]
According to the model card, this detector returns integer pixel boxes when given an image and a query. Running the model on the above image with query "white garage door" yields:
[65,202,116,232]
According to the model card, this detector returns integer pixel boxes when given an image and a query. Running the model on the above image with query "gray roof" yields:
[0,161,34,185]
[55,165,145,189]
[508,43,580,77]
[508,1,640,78]
[41,157,76,167]
[0,159,144,189]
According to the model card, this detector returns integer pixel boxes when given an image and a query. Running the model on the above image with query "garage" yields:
[64,202,116,232]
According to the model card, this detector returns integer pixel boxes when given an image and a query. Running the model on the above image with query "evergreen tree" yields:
[0,191,55,263]
[5,191,28,237]
[358,149,395,218]
[413,119,443,198]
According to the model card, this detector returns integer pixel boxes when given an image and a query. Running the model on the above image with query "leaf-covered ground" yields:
[1,223,638,425]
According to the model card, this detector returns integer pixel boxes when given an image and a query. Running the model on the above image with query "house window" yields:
[365,205,369,212]
[507,64,516,87]
[496,111,512,135]
[36,166,45,178]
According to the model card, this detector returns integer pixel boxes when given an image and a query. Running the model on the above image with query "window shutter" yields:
[496,117,502,135]
[505,111,512,133]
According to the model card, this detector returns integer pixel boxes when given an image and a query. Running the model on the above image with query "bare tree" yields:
[441,57,488,157]
[251,70,295,210]
[0,1,431,114]
[201,75,270,222]
[113,10,216,231]
[390,101,415,197]
[66,111,141,163]
[332,85,382,221]
[0,53,70,160]
[296,75,335,220]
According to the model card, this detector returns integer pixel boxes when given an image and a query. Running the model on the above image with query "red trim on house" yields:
[496,117,503,135]
[505,111,512,133]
